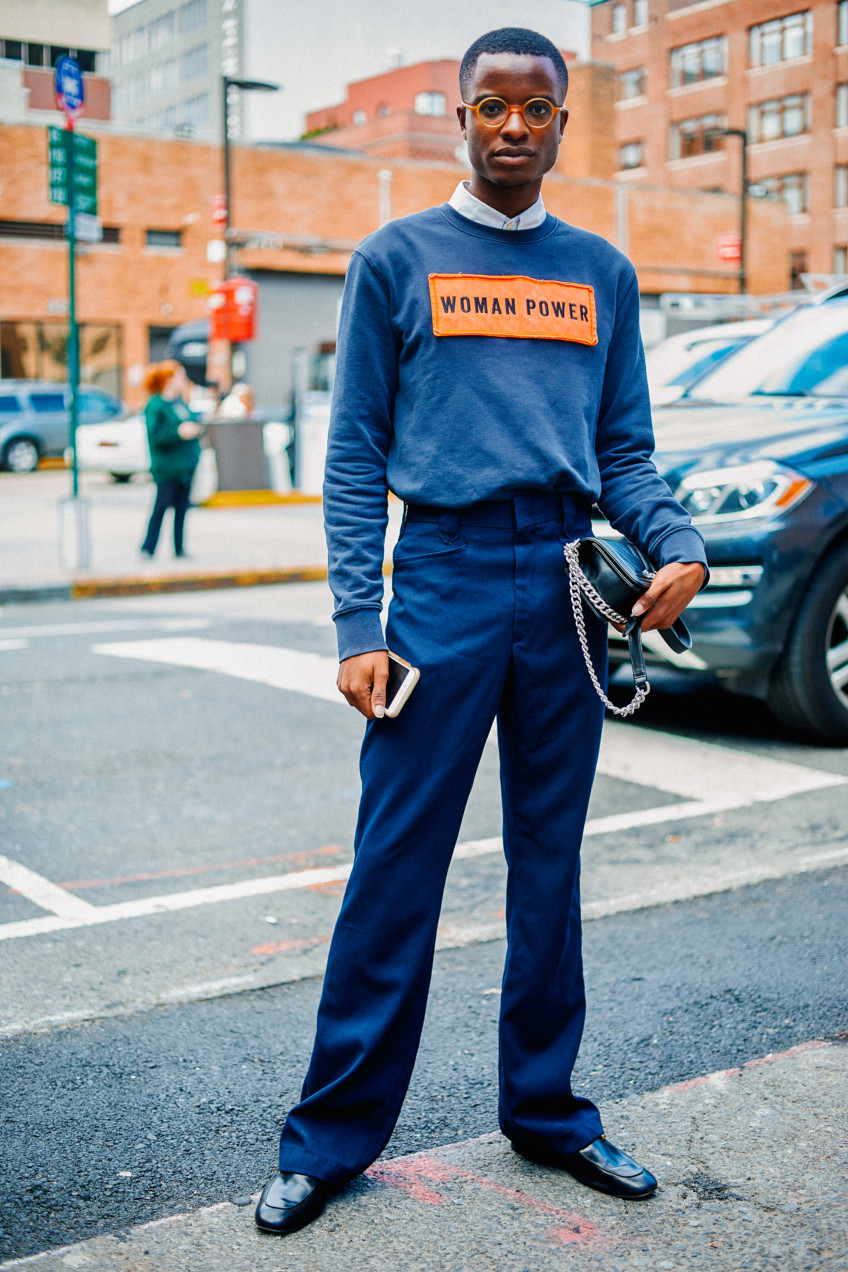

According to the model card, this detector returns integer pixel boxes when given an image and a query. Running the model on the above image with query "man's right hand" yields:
[337,650,389,720]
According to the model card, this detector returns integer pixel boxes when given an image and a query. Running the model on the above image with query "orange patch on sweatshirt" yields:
[429,274,597,345]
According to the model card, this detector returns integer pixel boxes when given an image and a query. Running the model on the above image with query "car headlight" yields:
[675,460,813,523]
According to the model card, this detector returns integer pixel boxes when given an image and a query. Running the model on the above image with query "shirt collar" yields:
[448,180,547,232]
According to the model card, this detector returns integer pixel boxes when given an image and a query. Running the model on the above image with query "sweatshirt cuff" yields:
[653,527,710,589]
[333,607,388,662]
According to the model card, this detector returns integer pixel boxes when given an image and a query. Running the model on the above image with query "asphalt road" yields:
[1,583,847,1263]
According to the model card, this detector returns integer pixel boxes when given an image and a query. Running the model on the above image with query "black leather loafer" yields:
[513,1134,657,1199]
[254,1171,332,1234]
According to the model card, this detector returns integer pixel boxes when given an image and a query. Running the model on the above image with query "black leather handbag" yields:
[563,537,692,717]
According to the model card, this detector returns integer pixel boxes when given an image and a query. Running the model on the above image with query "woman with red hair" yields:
[140,361,204,559]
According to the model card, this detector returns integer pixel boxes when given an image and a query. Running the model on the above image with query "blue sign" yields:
[55,56,85,117]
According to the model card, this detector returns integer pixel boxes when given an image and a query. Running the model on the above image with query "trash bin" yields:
[205,417,270,491]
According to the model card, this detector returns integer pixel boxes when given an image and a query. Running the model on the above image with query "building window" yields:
[612,4,627,34]
[116,70,148,111]
[790,250,808,289]
[146,229,182,248]
[669,37,727,87]
[748,94,811,142]
[633,0,649,26]
[619,67,647,100]
[669,113,726,160]
[352,109,367,126]
[835,245,848,273]
[0,39,23,60]
[149,59,178,95]
[377,102,390,117]
[181,44,208,82]
[840,0,848,45]
[758,172,809,214]
[179,0,208,34]
[118,27,147,66]
[182,93,209,128]
[838,83,848,126]
[149,12,177,52]
[0,321,122,395]
[619,141,645,169]
[414,91,446,116]
[149,105,179,131]
[749,11,812,67]
[836,165,848,206]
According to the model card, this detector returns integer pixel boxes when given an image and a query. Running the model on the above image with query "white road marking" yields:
[3,823,848,946]
[0,855,95,919]
[597,720,843,802]
[0,639,28,651]
[0,635,836,946]
[94,637,845,807]
[0,617,210,640]
[95,637,340,702]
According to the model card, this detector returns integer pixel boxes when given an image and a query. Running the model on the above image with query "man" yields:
[256,27,707,1236]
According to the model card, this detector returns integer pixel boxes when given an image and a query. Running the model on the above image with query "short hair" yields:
[143,360,182,396]
[459,28,569,100]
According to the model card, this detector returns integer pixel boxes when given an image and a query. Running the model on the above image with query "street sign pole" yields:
[66,119,80,500]
[54,54,90,569]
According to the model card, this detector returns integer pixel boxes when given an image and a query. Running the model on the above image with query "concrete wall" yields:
[1,0,110,49]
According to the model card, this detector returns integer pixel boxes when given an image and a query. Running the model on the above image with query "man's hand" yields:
[631,562,706,633]
[337,650,389,720]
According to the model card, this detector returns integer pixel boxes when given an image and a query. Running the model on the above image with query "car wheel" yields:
[110,472,132,483]
[2,437,41,473]
[767,546,848,744]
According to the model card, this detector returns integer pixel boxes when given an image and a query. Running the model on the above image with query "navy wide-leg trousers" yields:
[277,492,608,1184]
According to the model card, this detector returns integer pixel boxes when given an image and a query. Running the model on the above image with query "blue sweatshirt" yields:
[324,203,707,661]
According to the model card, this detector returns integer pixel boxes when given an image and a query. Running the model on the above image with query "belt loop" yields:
[560,491,579,536]
[439,509,461,544]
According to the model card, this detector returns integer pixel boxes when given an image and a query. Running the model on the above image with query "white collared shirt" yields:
[448,180,547,232]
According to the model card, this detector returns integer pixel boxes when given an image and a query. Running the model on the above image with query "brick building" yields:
[0,117,788,410]
[303,54,585,163]
[590,0,848,286]
[304,60,471,162]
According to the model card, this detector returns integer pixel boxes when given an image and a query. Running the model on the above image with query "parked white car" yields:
[74,412,149,480]
[647,319,773,406]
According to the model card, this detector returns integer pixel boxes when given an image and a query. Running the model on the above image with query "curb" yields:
[200,490,323,507]
[0,566,329,605]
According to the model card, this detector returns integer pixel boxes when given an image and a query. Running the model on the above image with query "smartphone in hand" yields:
[385,651,420,718]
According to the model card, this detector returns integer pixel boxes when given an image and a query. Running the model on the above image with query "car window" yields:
[687,303,848,402]
[0,395,22,414]
[667,340,748,388]
[78,390,117,418]
[29,392,66,412]
[754,330,848,397]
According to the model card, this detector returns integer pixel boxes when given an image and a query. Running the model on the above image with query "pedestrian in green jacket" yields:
[140,361,204,558]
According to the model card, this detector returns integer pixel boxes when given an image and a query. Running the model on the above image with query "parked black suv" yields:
[603,295,848,743]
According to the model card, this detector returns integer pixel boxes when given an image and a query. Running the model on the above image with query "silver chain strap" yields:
[562,540,650,718]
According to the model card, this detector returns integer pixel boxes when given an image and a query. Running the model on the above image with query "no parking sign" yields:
[54,55,85,120]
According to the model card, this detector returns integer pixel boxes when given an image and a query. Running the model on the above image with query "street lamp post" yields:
[221,75,280,279]
[709,127,749,295]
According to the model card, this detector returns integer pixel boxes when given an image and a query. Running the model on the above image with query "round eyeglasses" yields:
[461,96,566,129]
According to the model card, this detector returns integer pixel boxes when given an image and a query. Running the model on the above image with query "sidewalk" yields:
[0,472,402,602]
[3,1039,844,1271]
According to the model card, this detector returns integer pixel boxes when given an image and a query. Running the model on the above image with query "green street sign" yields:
[47,127,98,215]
